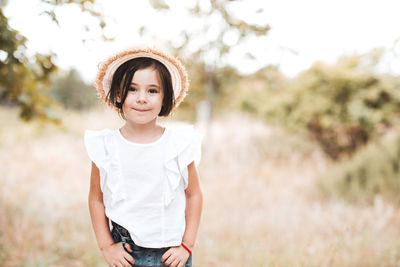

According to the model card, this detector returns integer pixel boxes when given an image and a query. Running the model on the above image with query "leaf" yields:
[149,0,170,10]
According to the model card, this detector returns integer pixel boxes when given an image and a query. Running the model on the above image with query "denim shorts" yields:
[110,221,192,267]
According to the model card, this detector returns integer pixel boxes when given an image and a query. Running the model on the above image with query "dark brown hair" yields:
[106,57,174,120]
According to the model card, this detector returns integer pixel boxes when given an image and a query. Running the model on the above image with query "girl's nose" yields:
[136,90,147,103]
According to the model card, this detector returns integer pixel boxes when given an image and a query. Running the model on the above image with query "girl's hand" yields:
[161,245,190,267]
[102,242,135,267]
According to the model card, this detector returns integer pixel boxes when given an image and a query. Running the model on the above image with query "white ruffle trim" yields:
[163,125,202,207]
[84,129,127,207]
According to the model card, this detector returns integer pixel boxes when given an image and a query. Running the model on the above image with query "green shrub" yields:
[50,69,98,110]
[317,133,400,204]
[258,51,400,160]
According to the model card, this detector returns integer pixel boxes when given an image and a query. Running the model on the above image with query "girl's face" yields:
[121,67,164,125]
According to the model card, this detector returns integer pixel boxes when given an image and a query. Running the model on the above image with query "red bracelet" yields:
[181,242,192,255]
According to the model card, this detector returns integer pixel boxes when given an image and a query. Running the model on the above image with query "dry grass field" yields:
[1,107,400,267]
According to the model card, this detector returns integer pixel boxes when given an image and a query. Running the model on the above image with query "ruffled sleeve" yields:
[164,125,203,206]
[83,129,126,206]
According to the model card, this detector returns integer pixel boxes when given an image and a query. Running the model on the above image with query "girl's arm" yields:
[161,161,203,266]
[88,162,135,266]
[88,161,114,250]
[182,160,203,249]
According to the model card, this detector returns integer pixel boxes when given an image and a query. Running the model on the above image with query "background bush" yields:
[50,69,98,110]
[317,132,400,204]
[237,50,400,160]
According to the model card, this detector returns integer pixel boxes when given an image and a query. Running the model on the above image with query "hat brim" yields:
[95,47,189,112]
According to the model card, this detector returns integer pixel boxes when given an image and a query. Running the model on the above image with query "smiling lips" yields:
[133,108,150,112]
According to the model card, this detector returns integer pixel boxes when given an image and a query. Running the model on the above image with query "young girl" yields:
[84,47,203,267]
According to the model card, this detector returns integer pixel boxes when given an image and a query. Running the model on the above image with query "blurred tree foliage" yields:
[239,49,400,160]
[318,133,400,204]
[0,0,105,122]
[149,0,271,118]
[0,7,59,121]
[177,58,207,112]
[50,69,97,110]
[235,65,287,113]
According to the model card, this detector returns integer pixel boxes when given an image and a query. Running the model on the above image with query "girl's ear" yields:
[115,93,122,109]
[116,90,122,102]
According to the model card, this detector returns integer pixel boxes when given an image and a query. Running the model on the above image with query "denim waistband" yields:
[111,221,131,237]
[110,220,168,252]
[111,220,135,245]
[110,220,193,266]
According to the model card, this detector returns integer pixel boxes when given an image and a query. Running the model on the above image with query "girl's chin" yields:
[127,116,158,125]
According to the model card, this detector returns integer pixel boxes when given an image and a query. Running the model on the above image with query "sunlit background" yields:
[1,0,400,266]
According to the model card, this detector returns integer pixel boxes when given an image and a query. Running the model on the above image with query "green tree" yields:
[148,0,271,117]
[0,0,105,122]
[261,50,400,159]
[235,65,287,114]
[50,69,98,110]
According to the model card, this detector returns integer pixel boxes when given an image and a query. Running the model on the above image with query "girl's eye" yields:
[129,87,136,92]
[149,89,159,94]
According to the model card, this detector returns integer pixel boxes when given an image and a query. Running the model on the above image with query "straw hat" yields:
[95,47,189,112]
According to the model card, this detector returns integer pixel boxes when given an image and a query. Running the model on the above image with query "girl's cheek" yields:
[125,94,137,102]
[149,94,163,101]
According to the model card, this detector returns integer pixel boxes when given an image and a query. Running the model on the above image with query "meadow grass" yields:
[1,107,400,266]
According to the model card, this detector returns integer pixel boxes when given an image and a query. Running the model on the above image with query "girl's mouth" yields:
[133,108,149,112]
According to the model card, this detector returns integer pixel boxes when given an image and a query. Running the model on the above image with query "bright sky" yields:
[4,0,400,82]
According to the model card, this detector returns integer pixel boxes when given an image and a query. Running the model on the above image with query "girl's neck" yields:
[120,120,165,143]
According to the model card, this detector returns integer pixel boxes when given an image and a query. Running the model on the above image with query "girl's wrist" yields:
[181,241,192,255]
[181,240,194,249]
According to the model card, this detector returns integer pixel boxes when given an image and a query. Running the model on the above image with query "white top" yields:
[83,125,202,248]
